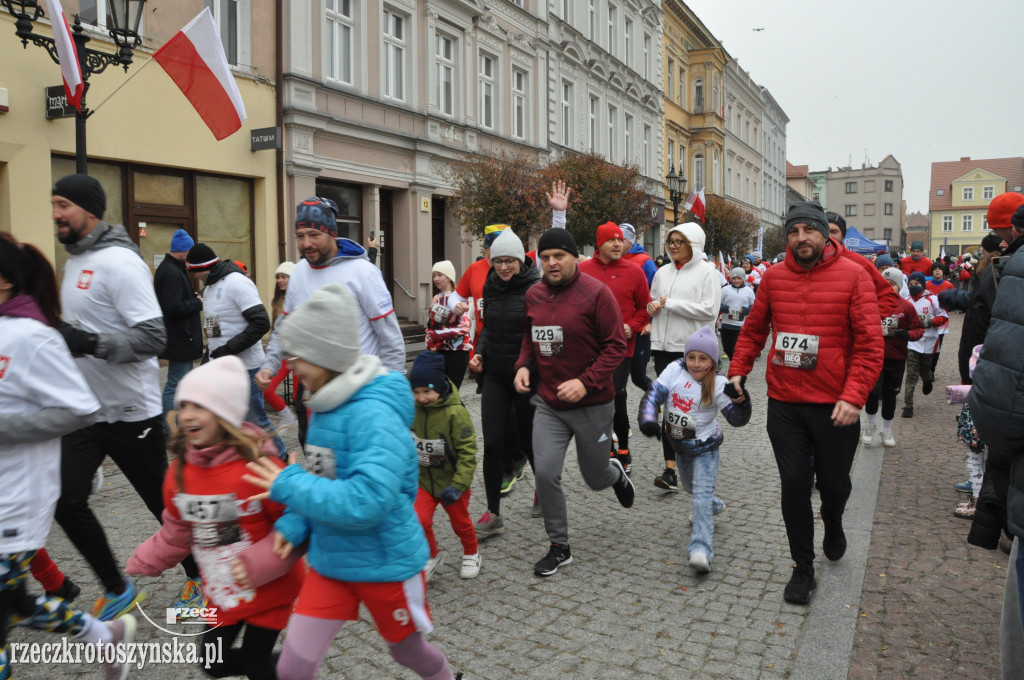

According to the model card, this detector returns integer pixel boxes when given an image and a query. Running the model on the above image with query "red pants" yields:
[263,359,295,412]
[28,548,65,592]
[414,488,477,557]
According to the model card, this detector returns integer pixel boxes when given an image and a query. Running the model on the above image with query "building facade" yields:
[928,156,1024,257]
[760,87,788,234]
[820,154,903,248]
[1,2,280,300]
[722,58,762,234]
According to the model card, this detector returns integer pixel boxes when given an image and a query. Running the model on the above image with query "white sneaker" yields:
[689,551,711,574]
[103,614,136,680]
[424,552,443,582]
[881,430,896,448]
[861,426,875,445]
[460,553,481,579]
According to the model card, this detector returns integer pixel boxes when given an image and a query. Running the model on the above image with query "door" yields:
[379,189,394,299]
[132,219,188,274]
[431,196,446,266]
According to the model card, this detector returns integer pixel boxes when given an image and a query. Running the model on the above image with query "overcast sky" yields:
[687,0,1024,215]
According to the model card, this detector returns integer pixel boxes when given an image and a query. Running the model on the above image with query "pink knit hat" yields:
[174,356,250,428]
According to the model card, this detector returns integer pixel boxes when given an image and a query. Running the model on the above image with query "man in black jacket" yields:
[154,229,203,431]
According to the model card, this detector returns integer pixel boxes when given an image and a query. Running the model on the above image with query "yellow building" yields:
[0,2,281,301]
[928,156,1024,257]
[661,0,725,226]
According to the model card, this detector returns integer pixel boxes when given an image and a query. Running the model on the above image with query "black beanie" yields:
[824,211,847,238]
[536,228,579,257]
[409,351,449,397]
[981,232,1003,253]
[186,243,219,272]
[785,201,830,239]
[1011,204,1024,231]
[0,237,30,292]
[52,174,106,220]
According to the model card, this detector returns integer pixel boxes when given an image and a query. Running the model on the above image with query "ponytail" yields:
[0,232,61,327]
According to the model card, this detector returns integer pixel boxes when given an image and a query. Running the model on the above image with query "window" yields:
[434,32,454,116]
[383,9,406,101]
[884,203,893,215]
[937,189,945,196]
[205,0,247,66]
[845,181,857,194]
[512,69,527,140]
[679,146,685,178]
[607,104,617,160]
[712,73,719,115]
[607,4,616,53]
[963,186,974,201]
[643,34,651,79]
[962,214,973,231]
[693,79,703,113]
[942,215,953,232]
[642,124,651,176]
[624,114,633,162]
[561,80,572,146]
[713,151,719,194]
[694,154,704,191]
[983,186,994,200]
[678,68,685,107]
[325,0,354,84]
[884,228,892,241]
[561,0,571,21]
[984,215,988,229]
[812,192,820,201]
[588,0,596,39]
[589,95,598,151]
[864,204,875,217]
[479,54,496,130]
[667,60,674,104]
[884,180,893,192]
[624,19,632,67]
[845,205,857,216]
[667,140,674,172]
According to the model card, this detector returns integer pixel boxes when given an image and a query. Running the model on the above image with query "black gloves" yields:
[724,375,746,401]
[59,322,99,356]
[639,420,661,438]
[209,345,230,359]
[893,329,910,340]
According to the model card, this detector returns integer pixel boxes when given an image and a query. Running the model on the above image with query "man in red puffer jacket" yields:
[728,201,883,606]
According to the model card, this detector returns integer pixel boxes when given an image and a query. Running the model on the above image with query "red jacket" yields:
[883,297,925,360]
[128,425,305,629]
[900,255,933,276]
[840,246,900,318]
[578,256,650,357]
[454,257,490,344]
[728,240,884,407]
[926,278,954,296]
[516,268,626,410]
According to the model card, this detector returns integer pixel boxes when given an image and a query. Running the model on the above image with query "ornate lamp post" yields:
[665,164,687,224]
[2,0,147,173]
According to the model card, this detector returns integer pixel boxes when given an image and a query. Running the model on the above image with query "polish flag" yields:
[154,8,246,140]
[46,0,83,111]
[683,188,707,223]
[718,250,728,277]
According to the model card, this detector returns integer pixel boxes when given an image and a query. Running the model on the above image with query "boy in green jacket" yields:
[410,351,480,580]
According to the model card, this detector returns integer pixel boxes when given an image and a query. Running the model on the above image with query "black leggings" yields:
[201,620,281,680]
[480,372,535,515]
[865,358,906,421]
[611,357,632,452]
[441,350,471,391]
[56,417,199,592]
[720,327,741,359]
[652,350,687,464]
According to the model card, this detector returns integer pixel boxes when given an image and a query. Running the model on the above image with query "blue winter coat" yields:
[271,370,428,582]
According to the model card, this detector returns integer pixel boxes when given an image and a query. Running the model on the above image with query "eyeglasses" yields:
[492,258,519,268]
[665,238,688,248]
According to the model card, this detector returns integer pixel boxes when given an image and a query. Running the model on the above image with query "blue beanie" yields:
[908,272,927,286]
[874,254,893,269]
[170,229,195,253]
[409,351,449,396]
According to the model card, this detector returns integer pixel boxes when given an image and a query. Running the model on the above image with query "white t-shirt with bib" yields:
[61,245,162,422]
[202,271,266,370]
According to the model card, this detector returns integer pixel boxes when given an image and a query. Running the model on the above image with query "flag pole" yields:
[89,57,156,115]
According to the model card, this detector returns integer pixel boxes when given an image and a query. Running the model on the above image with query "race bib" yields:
[727,307,743,321]
[476,297,485,321]
[304,444,337,479]
[430,302,451,324]
[881,315,898,337]
[772,332,820,370]
[918,313,931,327]
[413,436,446,468]
[666,409,697,439]
[532,325,564,357]
[174,492,255,610]
[203,314,221,338]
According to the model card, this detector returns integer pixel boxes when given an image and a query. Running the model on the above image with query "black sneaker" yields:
[654,468,679,491]
[533,543,572,576]
[922,379,933,396]
[783,566,816,604]
[616,451,632,476]
[901,405,913,418]
[822,516,847,561]
[45,577,81,603]
[609,458,634,508]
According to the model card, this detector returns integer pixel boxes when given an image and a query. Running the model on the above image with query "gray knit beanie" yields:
[489,228,525,263]
[280,283,361,373]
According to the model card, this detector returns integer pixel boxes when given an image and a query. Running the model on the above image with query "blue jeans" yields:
[1017,536,1024,635]
[676,447,725,560]
[247,368,286,458]
[162,360,195,432]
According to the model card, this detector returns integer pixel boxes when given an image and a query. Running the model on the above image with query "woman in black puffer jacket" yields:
[469,229,540,538]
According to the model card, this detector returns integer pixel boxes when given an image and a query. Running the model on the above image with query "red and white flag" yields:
[154,8,246,140]
[46,0,83,111]
[683,187,707,223]
[718,250,728,277]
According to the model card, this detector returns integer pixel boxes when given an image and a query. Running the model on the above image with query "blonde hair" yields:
[166,410,267,493]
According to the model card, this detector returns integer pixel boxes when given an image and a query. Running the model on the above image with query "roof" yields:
[906,211,929,228]
[786,162,808,179]
[929,157,1024,211]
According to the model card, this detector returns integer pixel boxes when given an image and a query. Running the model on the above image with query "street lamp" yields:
[665,164,687,223]
[2,0,147,173]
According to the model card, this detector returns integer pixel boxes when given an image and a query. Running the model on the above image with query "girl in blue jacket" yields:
[244,284,459,680]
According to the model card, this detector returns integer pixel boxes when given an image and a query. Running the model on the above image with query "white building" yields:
[760,87,789,235]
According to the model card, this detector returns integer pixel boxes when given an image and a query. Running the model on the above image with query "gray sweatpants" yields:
[532,396,619,545]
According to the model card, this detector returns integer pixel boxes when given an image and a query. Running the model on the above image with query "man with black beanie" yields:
[51,173,203,619]
[514,228,634,577]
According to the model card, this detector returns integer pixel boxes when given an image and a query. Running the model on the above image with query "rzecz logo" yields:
[76,270,94,290]
[0,355,8,380]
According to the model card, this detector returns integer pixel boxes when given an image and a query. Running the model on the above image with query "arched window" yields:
[693,78,704,113]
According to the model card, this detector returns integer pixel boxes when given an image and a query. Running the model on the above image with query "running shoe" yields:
[92,578,144,622]
[474,511,505,537]
[533,543,572,577]
[173,577,206,611]
[654,468,679,491]
[103,614,137,680]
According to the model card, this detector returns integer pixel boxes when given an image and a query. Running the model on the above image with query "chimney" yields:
[960,157,970,162]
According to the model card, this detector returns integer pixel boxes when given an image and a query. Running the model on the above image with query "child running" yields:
[128,356,305,680]
[638,326,751,574]
[426,261,472,390]
[243,284,460,680]
[409,352,480,581]
[0,232,134,680]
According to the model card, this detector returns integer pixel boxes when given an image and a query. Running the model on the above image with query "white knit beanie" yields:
[489,228,525,263]
[275,261,295,277]
[280,283,361,373]
[431,260,457,288]
[174,356,250,428]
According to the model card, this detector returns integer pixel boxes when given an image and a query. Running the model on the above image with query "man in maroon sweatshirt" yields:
[515,228,634,577]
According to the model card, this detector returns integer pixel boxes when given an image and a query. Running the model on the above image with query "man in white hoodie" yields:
[646,222,722,490]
